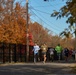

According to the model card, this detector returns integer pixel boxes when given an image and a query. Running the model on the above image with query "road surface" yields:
[0,62,76,75]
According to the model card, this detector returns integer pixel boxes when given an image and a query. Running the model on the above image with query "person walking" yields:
[55,44,62,61]
[33,43,40,63]
[41,44,47,64]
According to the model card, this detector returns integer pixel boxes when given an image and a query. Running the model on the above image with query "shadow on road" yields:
[0,62,76,75]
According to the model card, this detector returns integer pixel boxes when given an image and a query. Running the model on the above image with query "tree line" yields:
[0,0,75,49]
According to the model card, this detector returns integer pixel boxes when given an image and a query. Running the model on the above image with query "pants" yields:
[34,53,38,62]
[57,53,61,60]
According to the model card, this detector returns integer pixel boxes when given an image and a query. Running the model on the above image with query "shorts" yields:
[42,52,46,55]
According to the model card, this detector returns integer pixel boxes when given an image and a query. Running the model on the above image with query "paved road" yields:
[0,62,76,75]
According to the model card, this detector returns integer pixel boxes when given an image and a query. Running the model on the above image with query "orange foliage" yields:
[0,1,34,45]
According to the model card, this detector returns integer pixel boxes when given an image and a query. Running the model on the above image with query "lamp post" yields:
[26,0,29,62]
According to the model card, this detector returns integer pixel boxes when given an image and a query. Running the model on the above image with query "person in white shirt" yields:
[33,43,40,63]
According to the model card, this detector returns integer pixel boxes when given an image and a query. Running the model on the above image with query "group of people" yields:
[63,47,76,61]
[33,43,76,64]
[33,43,47,64]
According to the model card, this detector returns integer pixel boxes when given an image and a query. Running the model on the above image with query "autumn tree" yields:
[50,35,61,47]
[0,0,27,44]
[29,22,65,47]
[29,22,52,46]
[51,0,76,49]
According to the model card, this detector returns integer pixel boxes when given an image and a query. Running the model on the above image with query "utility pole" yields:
[75,23,76,47]
[25,0,48,62]
[26,0,29,62]
[73,18,76,50]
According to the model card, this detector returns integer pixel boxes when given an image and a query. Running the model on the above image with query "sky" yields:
[18,0,69,35]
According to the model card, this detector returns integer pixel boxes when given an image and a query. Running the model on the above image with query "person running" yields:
[55,44,62,61]
[33,43,40,63]
[41,44,47,64]
[49,47,54,62]
[64,47,69,61]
